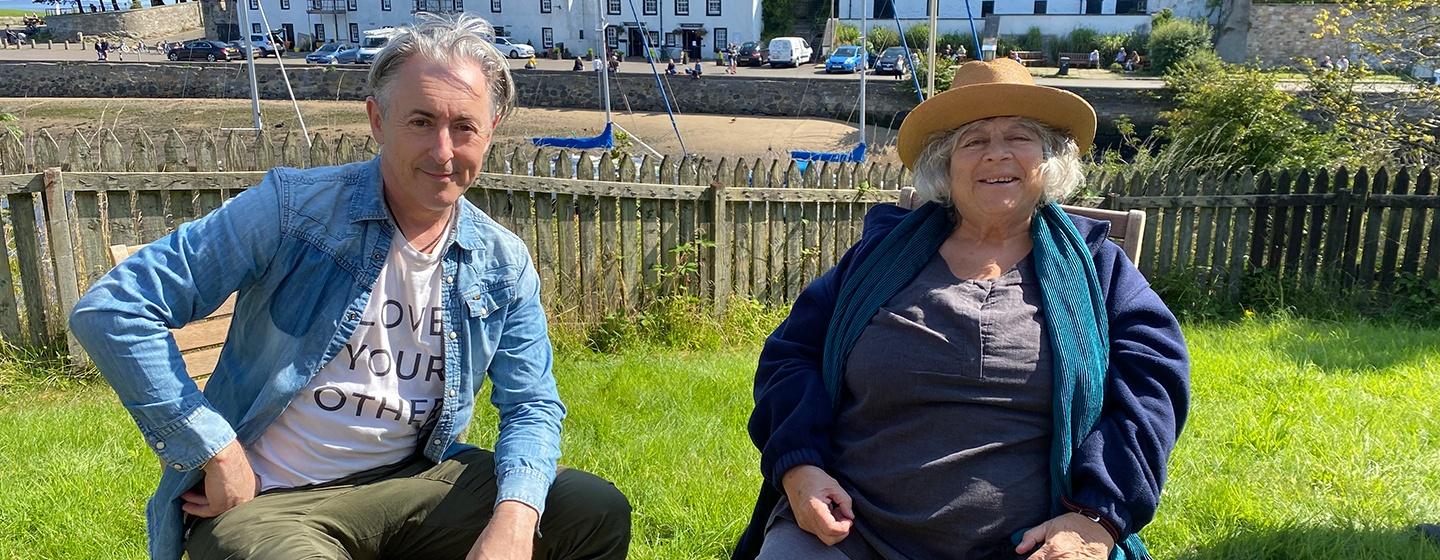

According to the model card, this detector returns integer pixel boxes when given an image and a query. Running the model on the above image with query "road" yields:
[0,40,1168,89]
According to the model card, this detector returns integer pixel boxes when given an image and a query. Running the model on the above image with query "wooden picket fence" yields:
[0,126,1437,359]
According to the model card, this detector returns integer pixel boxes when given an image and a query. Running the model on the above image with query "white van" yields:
[767,37,812,67]
[357,27,402,64]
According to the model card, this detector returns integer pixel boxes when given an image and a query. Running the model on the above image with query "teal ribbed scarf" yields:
[821,201,1148,560]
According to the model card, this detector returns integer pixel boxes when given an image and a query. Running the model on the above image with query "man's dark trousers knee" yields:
[186,449,630,560]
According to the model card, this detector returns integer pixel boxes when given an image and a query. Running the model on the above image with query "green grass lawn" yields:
[0,9,36,16]
[3,316,1439,559]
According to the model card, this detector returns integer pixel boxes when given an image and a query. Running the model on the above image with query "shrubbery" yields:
[866,27,899,51]
[1146,17,1212,74]
[903,23,930,52]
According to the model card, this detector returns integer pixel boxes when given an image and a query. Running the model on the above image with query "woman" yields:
[737,58,1190,560]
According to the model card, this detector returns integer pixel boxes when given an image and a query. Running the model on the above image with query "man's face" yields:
[366,57,499,215]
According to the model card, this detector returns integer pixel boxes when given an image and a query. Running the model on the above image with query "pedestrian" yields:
[1319,54,1334,71]
[1336,56,1350,72]
[1113,47,1126,67]
[608,52,620,73]
[94,38,105,61]
[524,54,537,69]
[70,13,632,560]
[665,58,677,75]
[1088,48,1100,68]
[572,56,583,71]
[726,43,738,74]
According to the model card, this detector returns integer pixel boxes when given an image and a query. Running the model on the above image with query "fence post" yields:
[43,168,85,366]
[710,180,730,314]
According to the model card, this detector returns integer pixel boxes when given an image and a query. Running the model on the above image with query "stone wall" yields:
[0,61,1173,145]
[1244,4,1355,67]
[43,2,203,42]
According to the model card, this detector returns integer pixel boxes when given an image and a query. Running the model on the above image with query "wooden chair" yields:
[896,186,1146,262]
[108,244,235,386]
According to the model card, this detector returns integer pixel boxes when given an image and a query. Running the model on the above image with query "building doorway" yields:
[628,27,646,58]
[680,29,703,60]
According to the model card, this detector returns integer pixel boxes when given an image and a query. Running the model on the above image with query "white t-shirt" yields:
[249,218,452,491]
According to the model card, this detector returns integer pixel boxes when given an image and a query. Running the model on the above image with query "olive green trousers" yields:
[185,449,630,560]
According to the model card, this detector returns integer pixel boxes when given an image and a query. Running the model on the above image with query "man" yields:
[70,13,630,560]
[1088,48,1100,68]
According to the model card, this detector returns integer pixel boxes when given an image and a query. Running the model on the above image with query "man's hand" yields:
[181,439,257,518]
[780,465,854,546]
[466,500,539,560]
[1015,512,1115,560]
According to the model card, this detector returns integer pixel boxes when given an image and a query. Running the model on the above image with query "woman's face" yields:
[947,117,1047,226]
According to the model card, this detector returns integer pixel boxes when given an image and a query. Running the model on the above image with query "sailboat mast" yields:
[238,2,263,133]
[858,0,866,147]
[596,0,612,124]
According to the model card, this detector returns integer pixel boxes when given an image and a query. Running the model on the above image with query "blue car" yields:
[305,43,361,64]
[825,45,867,73]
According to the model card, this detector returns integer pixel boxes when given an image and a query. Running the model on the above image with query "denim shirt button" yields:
[372,252,384,261]
[154,441,165,450]
[346,311,359,321]
[448,331,457,340]
[171,463,184,471]
[445,276,454,284]
[432,438,442,446]
[448,389,457,397]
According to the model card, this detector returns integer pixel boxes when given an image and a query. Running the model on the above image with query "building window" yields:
[494,25,506,36]
[1085,0,1102,13]
[674,0,686,15]
[648,30,659,46]
[347,0,356,10]
[643,0,656,14]
[607,0,619,14]
[314,23,326,42]
[980,0,993,15]
[1033,0,1045,12]
[540,0,550,12]
[664,32,675,46]
[713,27,726,52]
[491,0,499,10]
[542,27,553,48]
[280,0,290,9]
[605,26,618,49]
[252,22,262,33]
[248,0,257,8]
[349,23,359,42]
[706,0,719,16]
[381,0,391,10]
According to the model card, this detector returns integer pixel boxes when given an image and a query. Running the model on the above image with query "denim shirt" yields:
[69,158,566,560]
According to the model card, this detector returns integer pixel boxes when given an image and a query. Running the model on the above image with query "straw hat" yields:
[897,58,1096,170]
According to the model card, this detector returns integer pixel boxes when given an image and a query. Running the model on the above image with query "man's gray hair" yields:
[910,117,1085,207]
[367,13,516,121]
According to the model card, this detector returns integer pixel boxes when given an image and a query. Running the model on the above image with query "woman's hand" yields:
[780,465,855,546]
[1015,512,1114,559]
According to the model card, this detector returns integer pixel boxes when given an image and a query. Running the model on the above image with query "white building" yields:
[833,0,1209,38]
[241,0,760,59]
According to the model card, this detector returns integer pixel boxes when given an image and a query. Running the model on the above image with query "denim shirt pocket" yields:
[461,275,517,320]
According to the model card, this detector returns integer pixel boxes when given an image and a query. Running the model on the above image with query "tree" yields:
[1313,0,1440,164]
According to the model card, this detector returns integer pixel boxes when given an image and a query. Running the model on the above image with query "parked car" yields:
[249,32,286,57]
[825,45,867,73]
[305,42,361,64]
[166,40,240,62]
[767,36,812,68]
[491,36,535,59]
[357,27,402,64]
[736,41,768,66]
[875,46,914,76]
[227,41,263,60]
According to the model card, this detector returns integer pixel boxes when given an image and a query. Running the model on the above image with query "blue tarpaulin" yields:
[532,122,615,150]
[790,142,867,164]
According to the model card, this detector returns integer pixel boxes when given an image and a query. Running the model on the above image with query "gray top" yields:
[831,252,1055,560]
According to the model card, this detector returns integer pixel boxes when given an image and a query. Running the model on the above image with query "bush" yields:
[834,23,860,46]
[1147,17,1212,74]
[903,23,930,52]
[1050,27,1100,60]
[762,0,794,39]
[1157,61,1346,171]
[939,32,974,54]
[867,26,899,51]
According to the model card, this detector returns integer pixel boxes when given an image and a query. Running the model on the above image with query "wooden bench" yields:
[108,244,234,386]
[897,187,1146,262]
[1059,52,1098,69]
[1010,50,1045,67]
